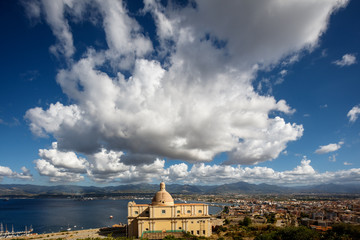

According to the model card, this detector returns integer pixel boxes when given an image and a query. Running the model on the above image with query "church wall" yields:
[185,218,211,236]
[151,206,174,218]
[127,218,138,237]
[127,183,211,238]
[128,203,211,237]
[174,204,208,216]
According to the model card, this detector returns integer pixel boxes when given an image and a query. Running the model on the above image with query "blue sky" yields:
[0,0,359,186]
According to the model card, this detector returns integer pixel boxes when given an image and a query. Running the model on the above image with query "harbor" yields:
[0,223,33,238]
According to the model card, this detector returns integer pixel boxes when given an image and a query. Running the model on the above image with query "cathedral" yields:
[128,182,211,238]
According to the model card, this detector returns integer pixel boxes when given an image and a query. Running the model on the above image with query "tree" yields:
[239,216,252,227]
[324,223,360,240]
[265,213,276,224]
[254,226,319,240]
[243,216,252,226]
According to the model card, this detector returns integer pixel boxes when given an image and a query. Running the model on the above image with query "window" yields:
[203,230,205,234]
[162,210,166,214]
[134,211,138,214]
[191,221,193,224]
[197,230,200,235]
[191,231,194,234]
[146,228,149,231]
[179,227,182,230]
[187,210,191,213]
[177,210,180,213]
[198,210,202,213]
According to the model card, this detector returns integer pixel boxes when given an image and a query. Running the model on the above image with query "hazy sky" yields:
[1,0,359,186]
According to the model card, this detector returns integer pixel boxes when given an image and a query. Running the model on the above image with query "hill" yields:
[1,182,360,197]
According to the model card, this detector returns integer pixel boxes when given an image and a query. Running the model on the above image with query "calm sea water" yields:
[0,198,221,234]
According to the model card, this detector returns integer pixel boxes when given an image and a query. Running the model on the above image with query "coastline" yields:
[7,228,105,240]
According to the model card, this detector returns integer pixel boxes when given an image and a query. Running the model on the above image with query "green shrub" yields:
[239,216,252,227]
[254,226,319,240]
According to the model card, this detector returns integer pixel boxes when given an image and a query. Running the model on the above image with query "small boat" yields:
[109,215,113,219]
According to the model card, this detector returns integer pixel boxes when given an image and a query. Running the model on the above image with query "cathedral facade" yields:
[128,182,211,238]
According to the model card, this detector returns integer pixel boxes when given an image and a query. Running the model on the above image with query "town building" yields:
[127,182,211,239]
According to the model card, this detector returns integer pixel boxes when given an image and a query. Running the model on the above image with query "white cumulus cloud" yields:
[0,166,13,179]
[34,142,87,182]
[163,156,360,186]
[315,141,344,154]
[25,102,82,138]
[0,166,33,181]
[333,53,357,66]
[34,159,84,182]
[23,0,349,179]
[15,167,33,180]
[38,142,88,172]
[31,145,360,186]
[347,105,360,123]
[41,0,76,58]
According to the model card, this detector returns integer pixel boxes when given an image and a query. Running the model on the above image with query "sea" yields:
[0,198,222,234]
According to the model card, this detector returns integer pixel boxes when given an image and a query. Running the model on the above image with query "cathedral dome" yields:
[151,182,174,206]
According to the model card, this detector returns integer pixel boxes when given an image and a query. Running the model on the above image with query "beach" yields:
[7,228,107,240]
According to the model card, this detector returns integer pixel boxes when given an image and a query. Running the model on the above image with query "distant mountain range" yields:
[1,182,360,197]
